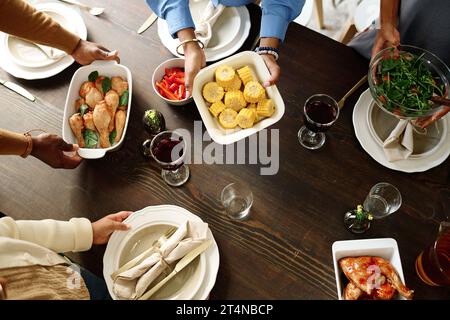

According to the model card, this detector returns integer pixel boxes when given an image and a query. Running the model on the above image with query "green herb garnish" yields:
[102,77,112,93]
[109,129,117,145]
[88,71,99,82]
[79,104,89,117]
[375,49,444,117]
[355,205,373,222]
[120,90,129,106]
[83,129,98,148]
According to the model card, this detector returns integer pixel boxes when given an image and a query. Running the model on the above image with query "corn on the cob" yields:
[237,66,253,85]
[224,75,242,92]
[237,108,256,129]
[247,106,261,123]
[209,101,226,118]
[256,99,275,117]
[202,82,224,103]
[243,81,265,103]
[215,65,235,88]
[224,90,247,111]
[218,108,238,129]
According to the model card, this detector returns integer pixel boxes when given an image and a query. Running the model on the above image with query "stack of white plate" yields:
[103,205,220,300]
[0,2,87,79]
[353,89,450,172]
[157,0,250,62]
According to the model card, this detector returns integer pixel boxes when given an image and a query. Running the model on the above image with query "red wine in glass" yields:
[298,94,339,150]
[304,100,339,132]
[152,137,183,170]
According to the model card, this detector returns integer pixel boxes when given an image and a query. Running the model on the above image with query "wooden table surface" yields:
[0,1,449,299]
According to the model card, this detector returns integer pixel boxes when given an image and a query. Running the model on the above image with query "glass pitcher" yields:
[415,221,450,286]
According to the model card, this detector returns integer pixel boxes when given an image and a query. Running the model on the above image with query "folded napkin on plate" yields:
[35,43,66,60]
[194,2,225,48]
[383,119,414,162]
[113,220,208,300]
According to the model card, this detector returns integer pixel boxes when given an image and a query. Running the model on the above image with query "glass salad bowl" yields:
[368,45,450,120]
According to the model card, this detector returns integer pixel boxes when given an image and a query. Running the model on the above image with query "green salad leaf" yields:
[79,104,89,117]
[83,129,98,148]
[109,129,117,145]
[102,77,112,93]
[88,71,99,82]
[120,90,129,106]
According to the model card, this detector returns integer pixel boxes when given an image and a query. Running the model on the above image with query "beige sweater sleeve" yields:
[0,216,93,253]
[0,0,80,54]
[0,129,28,156]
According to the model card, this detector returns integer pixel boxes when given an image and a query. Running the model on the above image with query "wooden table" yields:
[0,1,449,300]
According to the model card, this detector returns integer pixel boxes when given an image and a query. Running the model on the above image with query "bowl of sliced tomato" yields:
[152,58,192,106]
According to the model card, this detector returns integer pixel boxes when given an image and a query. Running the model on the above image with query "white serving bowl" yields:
[332,238,407,300]
[152,58,192,106]
[192,51,285,145]
[62,60,132,159]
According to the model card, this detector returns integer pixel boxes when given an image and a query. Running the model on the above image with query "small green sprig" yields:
[355,205,373,222]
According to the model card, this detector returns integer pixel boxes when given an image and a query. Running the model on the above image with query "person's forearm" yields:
[177,28,202,52]
[0,0,80,54]
[380,0,400,28]
[260,37,280,49]
[0,129,29,157]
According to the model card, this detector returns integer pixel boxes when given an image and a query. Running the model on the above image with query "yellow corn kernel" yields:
[237,66,253,85]
[202,82,224,103]
[215,65,235,88]
[224,90,247,111]
[218,108,238,129]
[224,75,242,92]
[257,99,275,117]
[237,108,256,129]
[243,81,266,103]
[209,101,226,118]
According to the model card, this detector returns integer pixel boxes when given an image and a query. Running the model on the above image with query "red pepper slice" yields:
[169,83,179,92]
[173,77,185,85]
[156,82,179,100]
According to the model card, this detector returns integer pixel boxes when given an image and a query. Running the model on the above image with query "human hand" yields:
[71,39,119,65]
[31,133,83,169]
[184,43,206,97]
[261,54,281,87]
[371,25,400,58]
[91,211,132,245]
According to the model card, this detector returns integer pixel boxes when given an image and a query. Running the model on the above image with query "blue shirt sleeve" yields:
[146,0,195,38]
[260,0,305,42]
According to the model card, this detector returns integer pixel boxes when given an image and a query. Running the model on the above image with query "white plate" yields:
[193,51,285,145]
[157,0,250,62]
[332,238,406,300]
[62,60,132,159]
[6,4,78,68]
[353,89,450,172]
[354,0,380,32]
[0,2,87,79]
[103,205,220,300]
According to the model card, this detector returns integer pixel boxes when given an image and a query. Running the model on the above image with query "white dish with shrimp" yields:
[62,60,132,159]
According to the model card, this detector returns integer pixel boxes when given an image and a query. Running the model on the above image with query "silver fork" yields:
[110,226,177,280]
[58,0,105,16]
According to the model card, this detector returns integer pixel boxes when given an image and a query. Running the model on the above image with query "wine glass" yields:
[298,94,340,150]
[149,130,189,187]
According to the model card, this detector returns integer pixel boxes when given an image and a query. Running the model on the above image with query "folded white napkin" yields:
[35,43,66,60]
[113,220,208,300]
[194,2,225,48]
[383,119,414,162]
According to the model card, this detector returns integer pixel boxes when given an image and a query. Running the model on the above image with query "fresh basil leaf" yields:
[88,71,99,82]
[79,104,89,117]
[83,129,98,148]
[102,77,112,93]
[120,90,129,106]
[109,129,117,145]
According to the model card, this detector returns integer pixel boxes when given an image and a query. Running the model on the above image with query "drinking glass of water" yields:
[221,182,253,220]
[363,182,402,219]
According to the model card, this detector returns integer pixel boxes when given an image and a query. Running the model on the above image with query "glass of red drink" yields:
[149,130,189,187]
[415,222,450,286]
[298,94,339,150]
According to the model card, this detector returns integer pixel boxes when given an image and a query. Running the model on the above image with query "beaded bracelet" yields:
[176,38,205,56]
[254,46,280,61]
